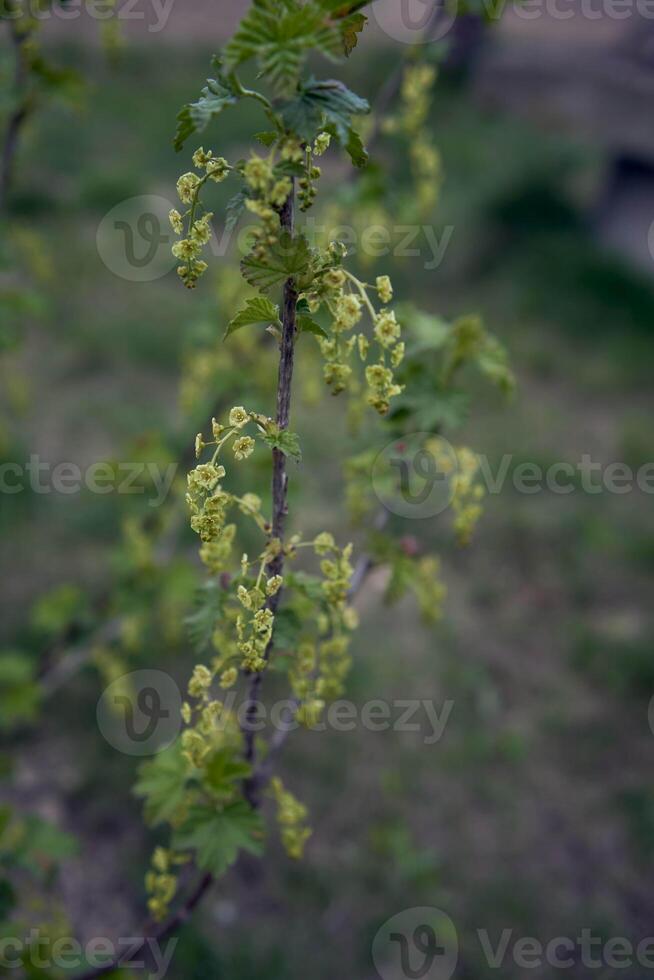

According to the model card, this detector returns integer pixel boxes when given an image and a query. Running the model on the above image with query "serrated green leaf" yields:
[298,314,327,338]
[224,0,344,96]
[204,749,252,797]
[262,427,302,462]
[241,231,313,292]
[134,741,192,828]
[172,802,264,876]
[174,64,238,151]
[341,11,367,54]
[225,297,281,340]
[280,78,369,166]
[185,582,225,653]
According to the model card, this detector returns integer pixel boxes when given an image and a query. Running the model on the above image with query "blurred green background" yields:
[1,13,654,980]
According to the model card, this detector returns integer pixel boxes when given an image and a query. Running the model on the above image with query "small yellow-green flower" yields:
[220,667,238,689]
[376,275,393,304]
[233,436,255,460]
[229,406,249,428]
[177,172,200,204]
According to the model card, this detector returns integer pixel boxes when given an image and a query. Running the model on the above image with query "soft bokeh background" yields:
[1,2,654,977]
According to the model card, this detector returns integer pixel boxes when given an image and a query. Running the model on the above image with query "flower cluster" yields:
[170,148,231,288]
[270,777,312,859]
[384,62,442,215]
[298,132,330,211]
[306,265,404,414]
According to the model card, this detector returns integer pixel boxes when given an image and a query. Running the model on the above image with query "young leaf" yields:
[280,78,370,166]
[225,297,282,340]
[241,231,313,292]
[262,427,302,462]
[174,61,238,151]
[223,0,344,96]
[172,802,264,876]
[298,314,328,338]
[134,741,192,827]
[204,748,252,798]
[185,582,225,653]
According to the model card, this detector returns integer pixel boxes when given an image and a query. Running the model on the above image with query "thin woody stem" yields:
[242,185,297,808]
[1,13,30,212]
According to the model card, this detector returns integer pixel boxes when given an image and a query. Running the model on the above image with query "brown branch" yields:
[74,871,213,980]
[1,12,31,213]
[242,186,297,808]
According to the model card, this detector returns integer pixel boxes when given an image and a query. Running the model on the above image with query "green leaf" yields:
[341,11,367,54]
[134,741,192,827]
[262,427,302,462]
[225,190,247,234]
[255,131,278,147]
[174,61,238,151]
[280,78,369,166]
[0,652,41,731]
[16,816,78,876]
[186,582,225,653]
[31,584,87,637]
[297,314,327,338]
[225,297,281,340]
[241,231,313,292]
[271,607,303,650]
[224,0,343,97]
[172,802,264,876]
[204,749,252,798]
